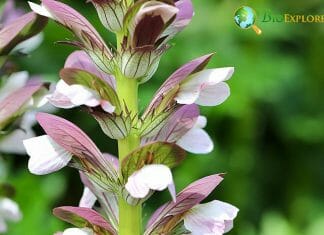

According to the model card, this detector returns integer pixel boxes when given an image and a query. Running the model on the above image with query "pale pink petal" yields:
[79,187,97,208]
[177,128,213,154]
[125,164,174,199]
[23,135,73,175]
[184,200,239,235]
[196,82,230,106]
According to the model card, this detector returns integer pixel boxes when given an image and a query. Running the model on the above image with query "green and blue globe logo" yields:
[234,6,262,35]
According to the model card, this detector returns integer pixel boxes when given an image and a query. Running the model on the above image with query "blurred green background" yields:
[2,0,324,234]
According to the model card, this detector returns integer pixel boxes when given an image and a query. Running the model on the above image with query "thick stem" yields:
[116,76,142,234]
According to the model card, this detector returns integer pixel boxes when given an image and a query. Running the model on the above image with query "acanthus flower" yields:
[48,50,116,113]
[183,200,239,235]
[144,53,234,115]
[145,174,239,235]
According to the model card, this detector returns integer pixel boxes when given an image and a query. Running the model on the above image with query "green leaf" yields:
[121,142,186,181]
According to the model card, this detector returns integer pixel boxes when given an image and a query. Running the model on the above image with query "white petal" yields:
[125,164,175,199]
[196,82,230,106]
[177,128,213,154]
[23,135,72,175]
[28,2,54,18]
[125,171,150,198]
[63,228,94,235]
[184,200,239,235]
[175,78,201,105]
[0,218,7,233]
[194,68,234,85]
[0,128,35,154]
[0,198,22,222]
[79,187,97,208]
[176,68,233,106]
[67,85,100,107]
[194,116,207,129]
[50,80,101,108]
[100,100,115,113]
[0,71,28,101]
[13,33,44,54]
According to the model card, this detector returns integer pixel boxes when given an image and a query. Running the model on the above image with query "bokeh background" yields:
[2,0,324,234]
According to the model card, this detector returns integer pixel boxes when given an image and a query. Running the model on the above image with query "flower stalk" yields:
[116,72,142,235]
[116,33,142,235]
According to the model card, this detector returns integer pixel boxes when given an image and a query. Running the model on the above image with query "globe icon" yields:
[234,6,262,35]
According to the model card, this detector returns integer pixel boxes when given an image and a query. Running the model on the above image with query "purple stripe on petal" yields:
[145,174,224,235]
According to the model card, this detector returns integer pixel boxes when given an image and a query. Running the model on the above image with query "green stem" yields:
[116,70,142,234]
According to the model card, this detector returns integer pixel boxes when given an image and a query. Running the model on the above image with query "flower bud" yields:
[118,1,178,82]
[90,0,127,32]
[128,1,178,49]
[119,49,161,83]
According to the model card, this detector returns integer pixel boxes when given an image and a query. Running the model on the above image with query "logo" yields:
[234,6,262,35]
[261,10,324,23]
